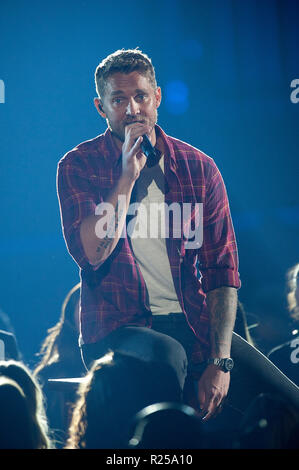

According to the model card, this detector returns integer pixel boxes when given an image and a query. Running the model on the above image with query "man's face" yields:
[96,71,161,142]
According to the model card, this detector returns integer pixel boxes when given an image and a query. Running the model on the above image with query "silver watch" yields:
[206,357,234,372]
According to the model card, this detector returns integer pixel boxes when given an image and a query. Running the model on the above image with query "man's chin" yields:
[110,128,125,143]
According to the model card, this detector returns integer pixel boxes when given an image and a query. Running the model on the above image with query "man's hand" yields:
[122,123,153,181]
[197,286,237,420]
[196,364,230,421]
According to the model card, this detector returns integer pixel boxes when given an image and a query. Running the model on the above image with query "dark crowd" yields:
[0,263,298,450]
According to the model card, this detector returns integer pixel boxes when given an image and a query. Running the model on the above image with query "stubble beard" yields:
[107,110,158,143]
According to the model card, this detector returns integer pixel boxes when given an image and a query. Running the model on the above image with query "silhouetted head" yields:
[0,360,52,448]
[0,377,36,448]
[34,283,82,377]
[66,351,182,449]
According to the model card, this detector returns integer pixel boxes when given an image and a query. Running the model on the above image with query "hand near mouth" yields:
[122,122,154,181]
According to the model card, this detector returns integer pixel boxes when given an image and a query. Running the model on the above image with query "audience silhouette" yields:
[66,351,182,449]
[1,271,298,450]
[0,360,53,449]
[33,283,85,446]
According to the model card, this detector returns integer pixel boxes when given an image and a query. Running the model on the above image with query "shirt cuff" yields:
[201,267,241,293]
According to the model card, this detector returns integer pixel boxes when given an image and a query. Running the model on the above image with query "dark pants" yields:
[81,316,190,390]
[81,314,299,426]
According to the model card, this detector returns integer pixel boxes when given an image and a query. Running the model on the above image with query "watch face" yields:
[224,358,234,371]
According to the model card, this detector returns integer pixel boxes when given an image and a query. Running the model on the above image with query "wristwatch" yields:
[206,357,234,372]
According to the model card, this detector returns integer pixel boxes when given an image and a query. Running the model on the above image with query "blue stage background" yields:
[0,0,298,364]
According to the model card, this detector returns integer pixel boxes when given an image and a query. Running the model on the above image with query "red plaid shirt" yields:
[57,125,241,364]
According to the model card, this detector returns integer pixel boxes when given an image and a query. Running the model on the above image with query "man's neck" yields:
[110,132,124,153]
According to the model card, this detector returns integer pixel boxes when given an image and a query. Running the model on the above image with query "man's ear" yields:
[94,97,106,118]
[155,86,162,109]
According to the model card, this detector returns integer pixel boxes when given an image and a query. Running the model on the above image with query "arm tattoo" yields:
[206,286,237,357]
[96,201,125,254]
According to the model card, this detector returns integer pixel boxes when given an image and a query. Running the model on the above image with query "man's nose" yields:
[126,98,140,115]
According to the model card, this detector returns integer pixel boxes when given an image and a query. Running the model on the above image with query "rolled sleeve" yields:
[57,157,97,270]
[198,161,241,293]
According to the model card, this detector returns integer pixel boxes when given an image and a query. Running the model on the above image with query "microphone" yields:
[141,135,159,168]
[141,134,156,158]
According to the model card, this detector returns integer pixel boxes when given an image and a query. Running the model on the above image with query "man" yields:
[57,49,298,426]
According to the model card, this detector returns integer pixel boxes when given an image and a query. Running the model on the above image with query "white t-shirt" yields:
[130,156,182,315]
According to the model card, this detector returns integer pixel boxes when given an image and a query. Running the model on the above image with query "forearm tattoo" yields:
[206,287,237,356]
[96,201,124,254]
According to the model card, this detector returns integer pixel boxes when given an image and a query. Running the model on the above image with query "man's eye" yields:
[112,97,124,104]
[136,94,145,101]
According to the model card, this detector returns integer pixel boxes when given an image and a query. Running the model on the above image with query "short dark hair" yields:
[95,48,157,99]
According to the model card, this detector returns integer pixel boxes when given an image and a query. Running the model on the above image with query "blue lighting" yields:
[180,39,203,60]
[165,80,189,115]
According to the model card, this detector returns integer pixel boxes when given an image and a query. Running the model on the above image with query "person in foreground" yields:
[33,283,85,446]
[66,351,183,449]
[57,48,299,429]
[0,360,52,448]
